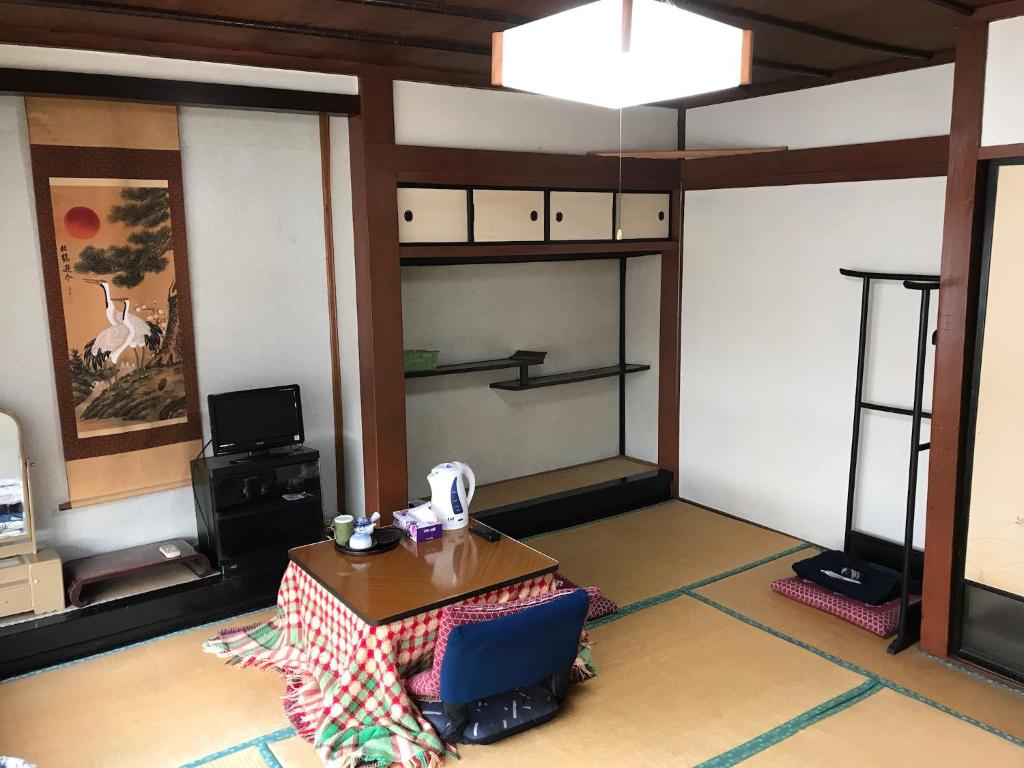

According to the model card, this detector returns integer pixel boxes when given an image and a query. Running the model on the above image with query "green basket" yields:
[404,349,439,373]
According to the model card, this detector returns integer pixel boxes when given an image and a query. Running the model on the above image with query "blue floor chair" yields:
[416,589,589,745]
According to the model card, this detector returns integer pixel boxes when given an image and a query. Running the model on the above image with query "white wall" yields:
[394,81,678,153]
[0,44,358,94]
[180,106,338,521]
[402,261,622,498]
[687,65,954,151]
[0,97,342,557]
[625,254,660,463]
[982,16,1024,147]
[680,178,946,549]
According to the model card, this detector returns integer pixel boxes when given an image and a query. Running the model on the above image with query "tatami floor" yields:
[1,500,1022,767]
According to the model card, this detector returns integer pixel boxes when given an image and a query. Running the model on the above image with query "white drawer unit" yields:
[616,192,671,240]
[472,189,545,242]
[397,187,469,244]
[549,191,614,241]
[0,582,32,618]
[0,561,28,587]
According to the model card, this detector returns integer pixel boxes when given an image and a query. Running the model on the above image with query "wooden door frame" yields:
[918,5,1024,657]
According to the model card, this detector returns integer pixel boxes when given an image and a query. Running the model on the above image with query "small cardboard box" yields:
[393,503,443,542]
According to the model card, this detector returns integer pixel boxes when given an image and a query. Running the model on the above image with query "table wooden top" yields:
[289,524,558,625]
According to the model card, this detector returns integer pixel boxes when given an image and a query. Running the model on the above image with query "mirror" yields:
[0,409,36,558]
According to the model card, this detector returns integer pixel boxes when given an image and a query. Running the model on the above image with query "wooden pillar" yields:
[319,114,346,513]
[658,190,683,495]
[920,22,988,657]
[348,76,407,523]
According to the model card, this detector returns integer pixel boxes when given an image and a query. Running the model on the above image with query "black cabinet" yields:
[191,447,323,577]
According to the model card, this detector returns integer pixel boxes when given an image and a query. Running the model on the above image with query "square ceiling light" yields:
[492,0,752,109]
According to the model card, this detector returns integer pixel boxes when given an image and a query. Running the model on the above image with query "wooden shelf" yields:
[400,239,674,265]
[490,363,651,391]
[591,147,788,160]
[406,350,546,379]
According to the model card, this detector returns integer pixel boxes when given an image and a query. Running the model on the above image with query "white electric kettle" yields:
[428,461,476,531]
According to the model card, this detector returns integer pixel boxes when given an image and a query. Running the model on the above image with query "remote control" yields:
[159,543,181,559]
[469,524,501,543]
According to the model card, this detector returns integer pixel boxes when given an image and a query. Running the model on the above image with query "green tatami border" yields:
[181,726,294,768]
[695,679,884,768]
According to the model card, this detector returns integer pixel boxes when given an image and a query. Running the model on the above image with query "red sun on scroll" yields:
[64,206,101,239]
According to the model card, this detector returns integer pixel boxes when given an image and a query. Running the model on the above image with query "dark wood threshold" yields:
[476,468,673,540]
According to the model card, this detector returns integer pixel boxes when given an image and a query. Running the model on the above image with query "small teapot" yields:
[348,512,381,550]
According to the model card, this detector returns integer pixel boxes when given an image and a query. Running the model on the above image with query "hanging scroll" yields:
[26,96,201,507]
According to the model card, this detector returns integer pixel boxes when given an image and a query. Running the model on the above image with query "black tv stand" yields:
[192,447,323,576]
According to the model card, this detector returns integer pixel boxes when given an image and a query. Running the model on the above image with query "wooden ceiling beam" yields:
[330,0,529,25]
[753,58,832,79]
[668,0,934,60]
[919,0,975,15]
[2,0,492,56]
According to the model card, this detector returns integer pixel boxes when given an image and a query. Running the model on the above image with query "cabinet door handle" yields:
[403,210,414,222]
[555,211,564,222]
[530,210,538,221]
[658,210,665,221]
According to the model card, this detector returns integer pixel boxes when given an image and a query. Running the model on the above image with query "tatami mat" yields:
[530,500,801,605]
[743,688,1024,768]
[0,608,282,768]
[471,455,655,512]
[458,595,866,767]
[695,550,1024,742]
[1,505,1019,768]
[199,748,269,768]
[267,736,323,768]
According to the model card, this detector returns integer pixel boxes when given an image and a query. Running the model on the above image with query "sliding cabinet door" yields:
[957,159,1024,681]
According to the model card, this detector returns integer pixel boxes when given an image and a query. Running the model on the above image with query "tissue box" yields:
[393,502,443,542]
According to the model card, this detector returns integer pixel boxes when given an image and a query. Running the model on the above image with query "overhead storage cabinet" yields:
[616,192,671,240]
[397,187,469,243]
[548,191,614,241]
[472,189,545,242]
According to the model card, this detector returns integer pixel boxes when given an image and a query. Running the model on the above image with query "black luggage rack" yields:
[840,268,939,655]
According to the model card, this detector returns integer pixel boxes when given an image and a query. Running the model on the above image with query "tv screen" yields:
[208,385,304,456]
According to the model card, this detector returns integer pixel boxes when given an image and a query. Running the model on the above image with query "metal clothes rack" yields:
[840,268,939,654]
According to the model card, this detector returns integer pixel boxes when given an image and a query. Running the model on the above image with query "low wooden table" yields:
[289,524,558,625]
[64,538,213,608]
[206,524,561,766]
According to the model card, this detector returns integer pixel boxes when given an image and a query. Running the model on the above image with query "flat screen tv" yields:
[208,385,304,457]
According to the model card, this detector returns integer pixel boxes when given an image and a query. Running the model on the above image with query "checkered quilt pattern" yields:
[203,563,559,768]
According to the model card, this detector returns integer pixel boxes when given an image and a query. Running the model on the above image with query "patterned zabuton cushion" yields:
[407,590,581,700]
[554,574,618,620]
[771,576,919,638]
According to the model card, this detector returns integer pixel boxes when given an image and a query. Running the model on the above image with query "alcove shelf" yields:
[405,350,547,379]
[490,363,651,391]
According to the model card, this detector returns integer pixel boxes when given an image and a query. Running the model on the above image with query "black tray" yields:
[334,527,403,556]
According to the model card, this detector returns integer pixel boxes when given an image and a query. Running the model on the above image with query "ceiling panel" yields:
[0,0,976,105]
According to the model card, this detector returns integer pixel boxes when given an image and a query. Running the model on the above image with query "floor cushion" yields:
[417,681,561,745]
[554,573,618,620]
[771,576,920,638]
